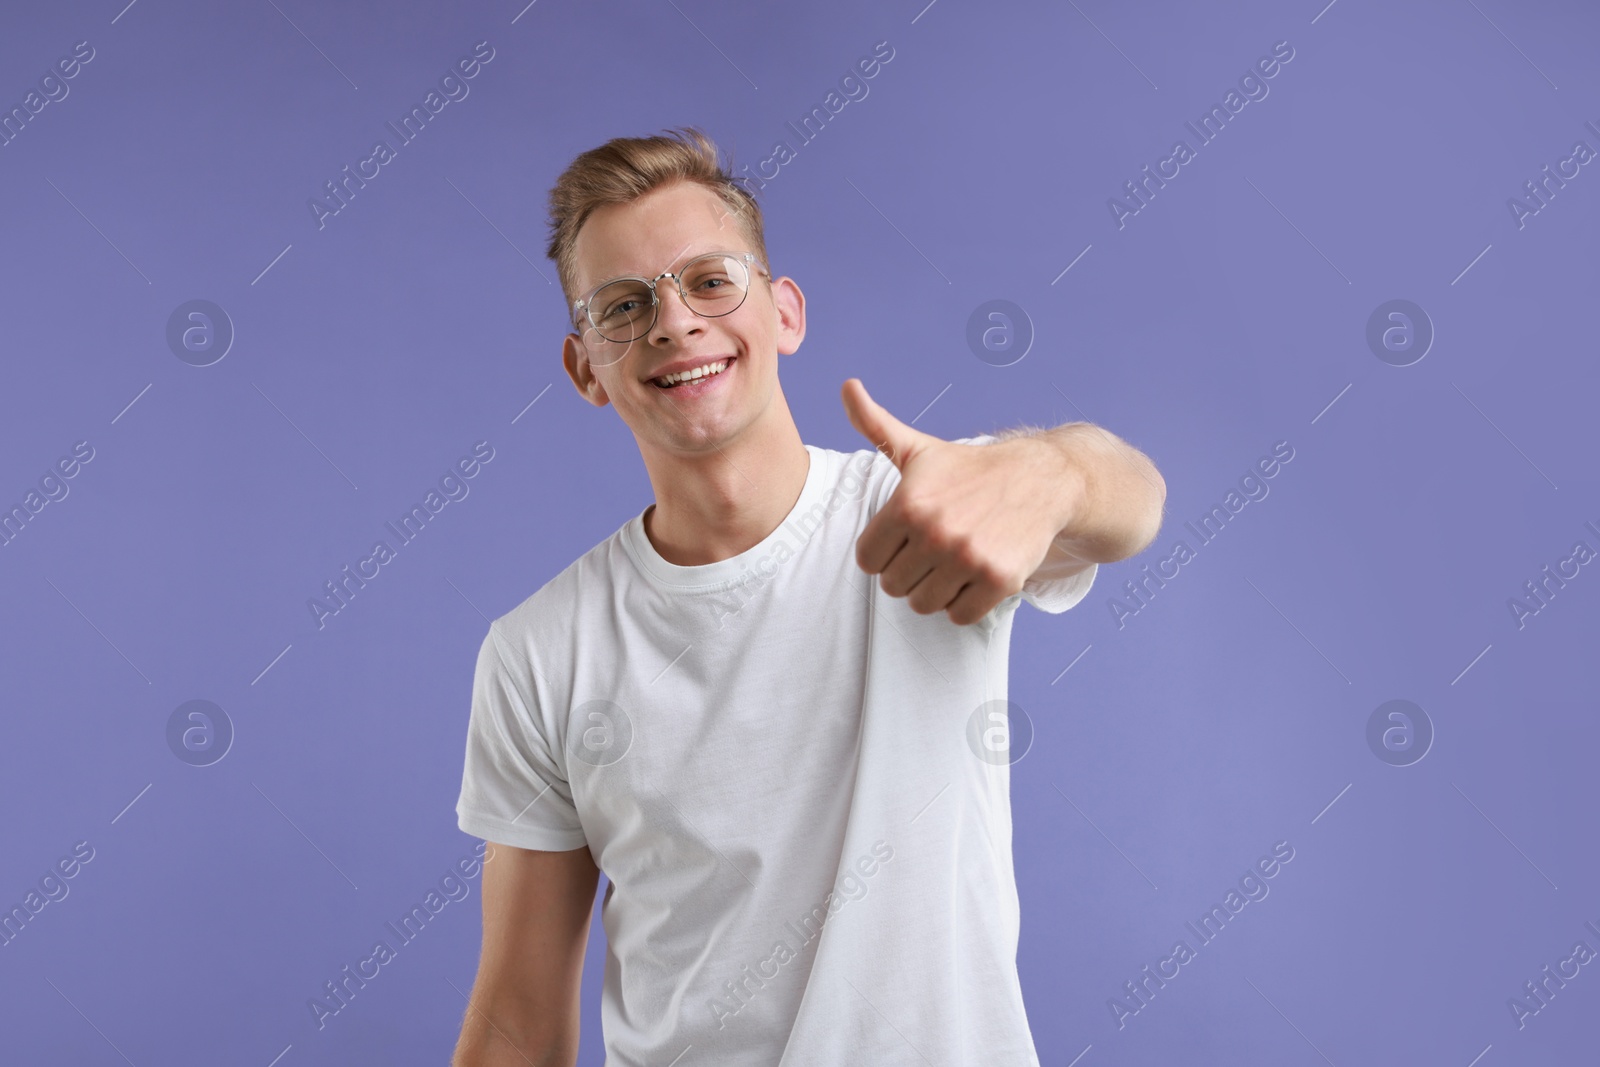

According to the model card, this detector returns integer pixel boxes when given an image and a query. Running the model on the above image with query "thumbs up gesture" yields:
[841,378,1083,626]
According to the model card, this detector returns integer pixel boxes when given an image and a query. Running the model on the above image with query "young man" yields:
[452,127,1165,1066]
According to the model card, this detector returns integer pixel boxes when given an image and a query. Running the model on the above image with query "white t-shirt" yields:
[456,435,1097,1066]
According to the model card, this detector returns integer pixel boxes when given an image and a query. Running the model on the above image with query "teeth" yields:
[654,359,729,387]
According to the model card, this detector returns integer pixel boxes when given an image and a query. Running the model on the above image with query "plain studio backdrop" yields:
[1,0,1597,1064]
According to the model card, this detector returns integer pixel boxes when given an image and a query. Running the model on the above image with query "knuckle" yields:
[896,495,934,529]
[950,538,984,571]
[922,526,956,556]
[977,561,1012,591]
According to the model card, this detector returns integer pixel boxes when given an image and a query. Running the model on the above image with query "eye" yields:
[689,273,735,295]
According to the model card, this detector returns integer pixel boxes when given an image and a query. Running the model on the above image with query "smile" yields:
[651,358,733,390]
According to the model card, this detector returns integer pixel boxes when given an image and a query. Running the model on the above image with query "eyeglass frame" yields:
[571,250,771,342]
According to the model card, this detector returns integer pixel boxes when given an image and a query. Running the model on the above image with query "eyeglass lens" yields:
[588,253,752,345]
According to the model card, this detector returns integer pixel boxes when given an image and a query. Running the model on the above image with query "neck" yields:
[638,403,809,567]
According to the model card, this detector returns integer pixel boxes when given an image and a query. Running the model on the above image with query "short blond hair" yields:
[544,126,769,322]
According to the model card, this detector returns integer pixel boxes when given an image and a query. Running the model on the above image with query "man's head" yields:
[546,127,805,458]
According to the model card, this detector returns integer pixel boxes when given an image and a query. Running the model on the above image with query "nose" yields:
[649,275,705,346]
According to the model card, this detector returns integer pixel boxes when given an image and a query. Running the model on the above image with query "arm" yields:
[452,843,601,1067]
[989,420,1167,570]
[840,377,1166,624]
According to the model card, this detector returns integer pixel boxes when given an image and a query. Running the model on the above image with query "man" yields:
[452,126,1165,1066]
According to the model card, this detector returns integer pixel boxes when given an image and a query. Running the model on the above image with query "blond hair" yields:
[544,126,769,323]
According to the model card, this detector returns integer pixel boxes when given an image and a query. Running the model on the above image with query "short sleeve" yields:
[455,624,588,852]
[1018,559,1097,614]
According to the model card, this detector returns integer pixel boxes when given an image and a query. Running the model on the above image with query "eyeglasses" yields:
[573,251,768,366]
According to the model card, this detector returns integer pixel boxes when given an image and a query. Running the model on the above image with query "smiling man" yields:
[452,127,1166,1067]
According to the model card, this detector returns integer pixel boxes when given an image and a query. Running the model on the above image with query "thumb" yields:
[841,378,925,470]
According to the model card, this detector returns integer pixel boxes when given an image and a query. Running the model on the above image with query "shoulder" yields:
[487,523,631,668]
[792,444,896,527]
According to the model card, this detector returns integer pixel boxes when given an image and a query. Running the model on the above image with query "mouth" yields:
[648,356,736,396]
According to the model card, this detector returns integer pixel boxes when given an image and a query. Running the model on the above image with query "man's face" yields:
[562,181,805,455]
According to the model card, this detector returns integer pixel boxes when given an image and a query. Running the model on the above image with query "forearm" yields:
[994,421,1166,563]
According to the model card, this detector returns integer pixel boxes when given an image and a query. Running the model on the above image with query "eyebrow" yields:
[583,244,717,295]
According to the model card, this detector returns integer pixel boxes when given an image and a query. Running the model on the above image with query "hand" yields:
[841,378,1083,626]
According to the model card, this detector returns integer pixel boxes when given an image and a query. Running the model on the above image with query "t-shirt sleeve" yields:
[1017,558,1098,613]
[455,624,589,852]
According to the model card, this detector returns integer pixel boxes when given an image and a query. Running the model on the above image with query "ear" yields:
[770,276,806,356]
[563,331,611,408]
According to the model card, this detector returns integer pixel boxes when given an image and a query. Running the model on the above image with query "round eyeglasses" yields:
[573,251,767,366]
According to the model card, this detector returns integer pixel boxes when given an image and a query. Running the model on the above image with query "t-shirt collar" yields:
[620,444,829,591]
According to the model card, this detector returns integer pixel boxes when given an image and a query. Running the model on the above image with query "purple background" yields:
[3,0,1597,1064]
